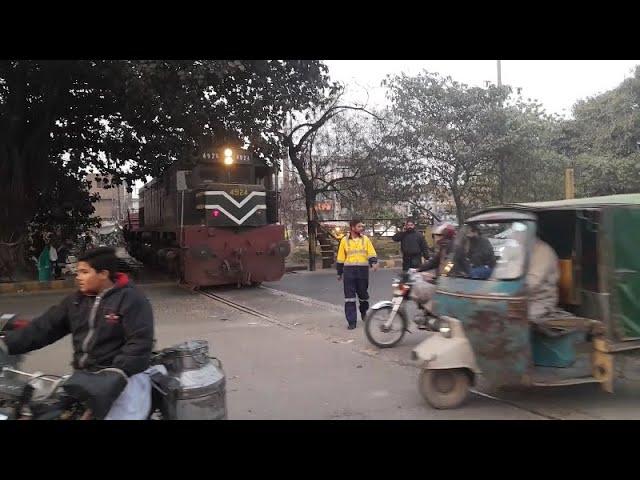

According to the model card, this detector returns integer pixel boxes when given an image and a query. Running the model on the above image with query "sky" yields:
[323,60,640,118]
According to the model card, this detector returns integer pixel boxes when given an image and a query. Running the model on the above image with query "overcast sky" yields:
[324,60,640,118]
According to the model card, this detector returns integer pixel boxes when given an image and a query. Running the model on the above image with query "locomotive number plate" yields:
[229,188,248,197]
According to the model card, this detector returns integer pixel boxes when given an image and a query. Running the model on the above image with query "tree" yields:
[481,99,569,205]
[0,60,330,237]
[0,60,331,275]
[282,95,386,270]
[383,72,511,222]
[278,169,306,242]
[556,65,640,197]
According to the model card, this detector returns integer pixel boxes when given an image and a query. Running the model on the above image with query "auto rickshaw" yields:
[413,193,640,409]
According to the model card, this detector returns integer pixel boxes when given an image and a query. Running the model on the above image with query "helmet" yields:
[432,223,456,240]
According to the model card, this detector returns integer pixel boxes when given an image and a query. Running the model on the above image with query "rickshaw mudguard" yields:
[433,277,532,385]
[412,317,481,374]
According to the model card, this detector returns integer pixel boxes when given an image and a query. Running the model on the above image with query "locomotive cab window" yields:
[255,166,273,189]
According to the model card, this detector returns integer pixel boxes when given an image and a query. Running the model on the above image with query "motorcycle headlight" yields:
[439,320,452,338]
[393,284,410,296]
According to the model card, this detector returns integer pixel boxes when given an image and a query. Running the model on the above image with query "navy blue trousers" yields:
[343,267,370,326]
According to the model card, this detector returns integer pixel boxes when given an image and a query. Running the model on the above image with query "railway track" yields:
[198,288,294,330]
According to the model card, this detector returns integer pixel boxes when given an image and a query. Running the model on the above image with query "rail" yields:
[197,289,294,330]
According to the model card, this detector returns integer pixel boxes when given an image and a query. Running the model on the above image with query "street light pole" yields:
[497,60,502,87]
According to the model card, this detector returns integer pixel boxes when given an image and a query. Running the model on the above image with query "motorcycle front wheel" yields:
[364,305,408,348]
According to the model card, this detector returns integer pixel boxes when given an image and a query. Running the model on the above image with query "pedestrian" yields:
[37,233,56,282]
[392,218,430,271]
[336,218,379,330]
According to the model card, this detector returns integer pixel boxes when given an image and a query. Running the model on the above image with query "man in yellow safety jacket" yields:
[336,218,379,330]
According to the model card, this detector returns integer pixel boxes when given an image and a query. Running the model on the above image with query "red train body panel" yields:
[126,147,289,287]
[182,224,287,286]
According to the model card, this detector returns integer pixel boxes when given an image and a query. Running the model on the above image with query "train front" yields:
[180,147,289,287]
[144,148,290,287]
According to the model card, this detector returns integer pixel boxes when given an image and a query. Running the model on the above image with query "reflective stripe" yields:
[344,262,370,267]
[344,298,357,302]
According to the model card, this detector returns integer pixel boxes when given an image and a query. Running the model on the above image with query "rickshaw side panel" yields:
[605,206,640,340]
[434,277,532,385]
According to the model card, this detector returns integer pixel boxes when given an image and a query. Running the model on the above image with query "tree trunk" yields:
[451,187,465,225]
[305,188,317,271]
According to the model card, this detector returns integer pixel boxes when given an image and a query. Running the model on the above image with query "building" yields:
[86,174,130,224]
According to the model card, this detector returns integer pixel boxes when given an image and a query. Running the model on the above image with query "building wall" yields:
[86,174,130,223]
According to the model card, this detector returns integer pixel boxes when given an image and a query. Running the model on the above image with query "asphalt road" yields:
[266,267,402,308]
[0,284,540,419]
[5,274,640,419]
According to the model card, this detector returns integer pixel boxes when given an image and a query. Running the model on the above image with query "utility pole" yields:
[565,168,575,199]
[497,60,502,87]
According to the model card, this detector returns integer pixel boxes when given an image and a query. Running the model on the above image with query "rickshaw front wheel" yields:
[419,368,470,409]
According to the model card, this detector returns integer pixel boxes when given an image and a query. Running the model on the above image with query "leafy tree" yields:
[556,66,640,197]
[283,95,386,270]
[0,60,331,241]
[383,71,511,222]
[0,60,331,277]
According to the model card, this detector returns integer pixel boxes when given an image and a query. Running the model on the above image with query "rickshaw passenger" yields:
[527,237,560,322]
[453,224,496,279]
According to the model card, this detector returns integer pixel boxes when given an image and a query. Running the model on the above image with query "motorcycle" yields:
[0,314,227,420]
[364,269,441,348]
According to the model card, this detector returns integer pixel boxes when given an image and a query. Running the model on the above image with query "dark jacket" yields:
[453,236,496,275]
[392,230,429,258]
[2,273,154,377]
[417,239,452,275]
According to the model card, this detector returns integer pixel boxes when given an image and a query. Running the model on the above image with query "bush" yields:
[371,238,401,260]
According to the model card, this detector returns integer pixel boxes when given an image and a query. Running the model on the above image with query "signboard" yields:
[315,201,333,212]
[176,171,189,192]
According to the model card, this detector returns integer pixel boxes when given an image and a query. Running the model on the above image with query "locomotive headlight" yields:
[223,148,233,165]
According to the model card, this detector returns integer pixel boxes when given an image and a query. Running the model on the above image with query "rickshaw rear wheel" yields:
[419,368,470,409]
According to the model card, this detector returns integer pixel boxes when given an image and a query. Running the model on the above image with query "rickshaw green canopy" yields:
[472,193,640,340]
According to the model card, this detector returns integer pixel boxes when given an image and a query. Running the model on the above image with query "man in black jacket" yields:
[0,247,154,419]
[454,224,496,279]
[392,219,430,271]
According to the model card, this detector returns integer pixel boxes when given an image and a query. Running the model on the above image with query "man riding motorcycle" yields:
[417,223,456,277]
[0,247,154,420]
[414,223,457,312]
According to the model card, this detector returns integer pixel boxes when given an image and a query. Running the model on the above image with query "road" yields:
[0,282,540,419]
[266,268,640,420]
[4,270,640,419]
[269,267,400,307]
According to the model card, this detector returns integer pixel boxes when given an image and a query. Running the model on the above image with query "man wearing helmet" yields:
[417,223,456,278]
[412,223,456,315]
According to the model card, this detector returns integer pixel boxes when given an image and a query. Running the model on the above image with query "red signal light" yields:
[212,209,220,218]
